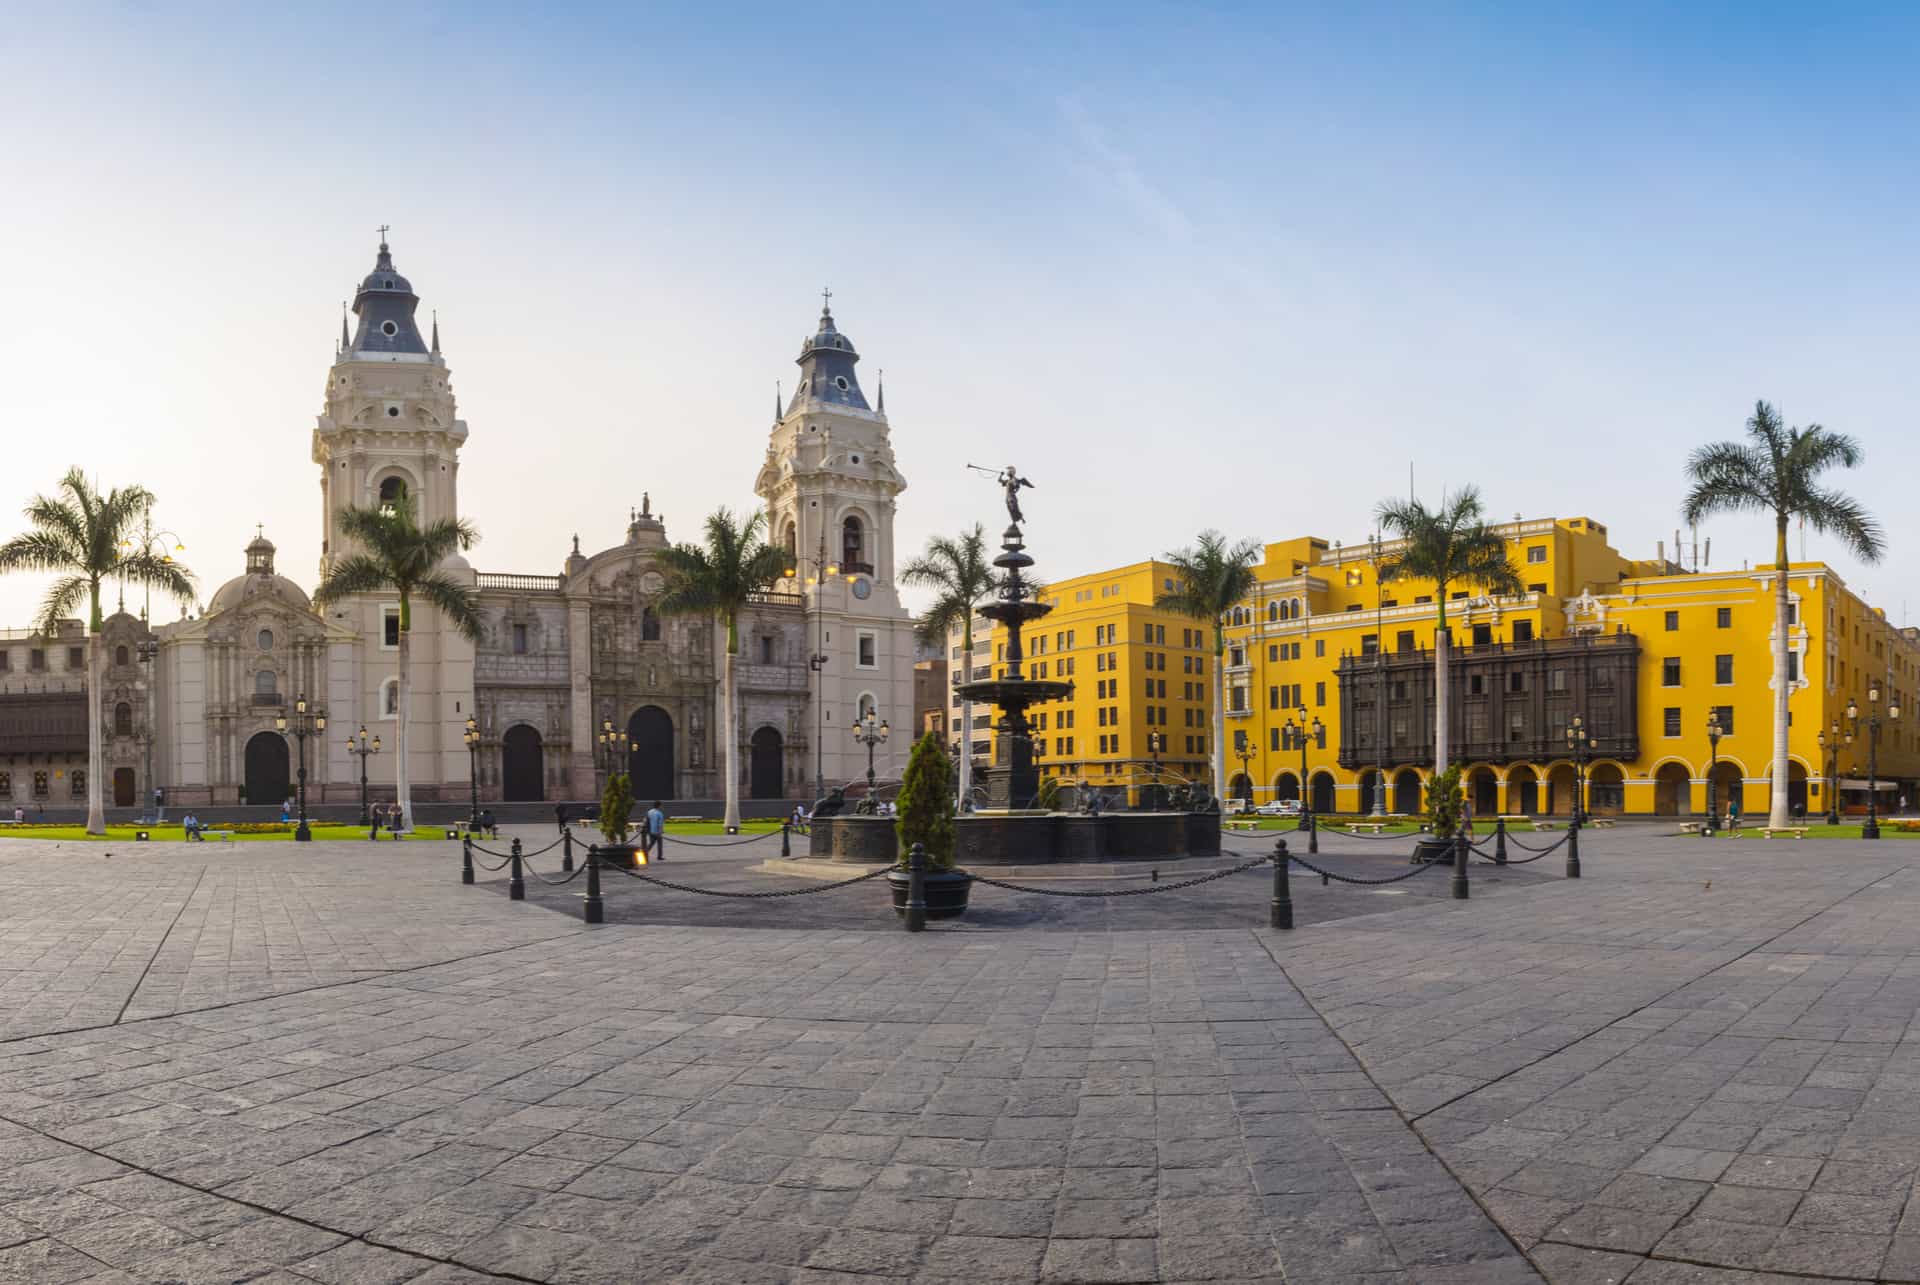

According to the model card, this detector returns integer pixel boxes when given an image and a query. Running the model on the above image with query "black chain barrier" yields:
[1285,851,1447,886]
[471,836,567,859]
[518,853,591,886]
[664,830,783,849]
[1485,831,1571,864]
[469,848,514,872]
[958,857,1271,898]
[1503,830,1572,854]
[605,862,894,898]
[1313,823,1412,842]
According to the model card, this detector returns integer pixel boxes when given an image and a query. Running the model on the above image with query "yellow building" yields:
[1222,516,1920,819]
[946,559,1213,801]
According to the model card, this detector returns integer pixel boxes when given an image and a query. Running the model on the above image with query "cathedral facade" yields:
[0,239,919,811]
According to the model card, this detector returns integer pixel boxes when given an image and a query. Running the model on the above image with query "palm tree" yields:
[902,524,995,810]
[1156,531,1263,804]
[1374,487,1523,777]
[655,507,788,832]
[0,470,195,834]
[1684,401,1883,830]
[312,484,480,832]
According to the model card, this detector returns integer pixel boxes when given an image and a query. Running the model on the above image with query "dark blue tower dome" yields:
[788,293,869,413]
[350,239,429,356]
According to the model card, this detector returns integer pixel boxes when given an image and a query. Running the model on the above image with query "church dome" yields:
[208,533,312,615]
[787,294,870,413]
[348,237,429,356]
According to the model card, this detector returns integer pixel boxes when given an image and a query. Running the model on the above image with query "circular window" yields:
[834,376,850,391]
[851,454,861,464]
[852,579,872,601]
[381,320,398,337]
[387,406,400,417]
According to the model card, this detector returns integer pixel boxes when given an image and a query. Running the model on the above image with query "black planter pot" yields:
[1411,835,1453,865]
[887,867,972,920]
[598,843,641,870]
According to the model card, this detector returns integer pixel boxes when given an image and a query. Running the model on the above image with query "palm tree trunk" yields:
[957,632,973,810]
[86,622,105,835]
[395,620,413,832]
[1433,629,1451,774]
[1769,522,1792,830]
[722,616,741,832]
[1210,628,1226,804]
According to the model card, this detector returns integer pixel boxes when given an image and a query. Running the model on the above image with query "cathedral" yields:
[0,239,918,811]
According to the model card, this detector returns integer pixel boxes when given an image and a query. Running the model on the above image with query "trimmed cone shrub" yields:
[895,731,957,869]
[1426,765,1464,839]
[599,772,635,846]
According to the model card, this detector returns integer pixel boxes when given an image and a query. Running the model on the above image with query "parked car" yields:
[1255,799,1302,817]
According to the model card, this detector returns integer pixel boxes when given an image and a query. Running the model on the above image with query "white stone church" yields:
[0,239,918,811]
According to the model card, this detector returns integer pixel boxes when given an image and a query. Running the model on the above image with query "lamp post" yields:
[1848,685,1898,839]
[135,637,160,818]
[851,708,889,804]
[1564,715,1590,826]
[1233,732,1256,813]
[1704,713,1723,836]
[117,506,185,623]
[463,717,481,830]
[1284,706,1323,824]
[784,534,842,800]
[597,717,630,795]
[346,725,380,826]
[274,694,326,842]
[1817,719,1850,826]
[1147,731,1165,807]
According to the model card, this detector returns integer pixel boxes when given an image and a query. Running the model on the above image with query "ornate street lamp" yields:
[1233,731,1256,813]
[463,717,482,831]
[597,716,631,795]
[1284,706,1323,824]
[851,708,889,805]
[275,694,327,842]
[1848,686,1898,839]
[1564,715,1590,826]
[346,725,381,826]
[1817,719,1848,827]
[135,637,161,818]
[1704,713,1723,836]
[784,535,842,799]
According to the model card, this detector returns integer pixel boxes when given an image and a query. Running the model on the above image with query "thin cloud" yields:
[1058,94,1193,243]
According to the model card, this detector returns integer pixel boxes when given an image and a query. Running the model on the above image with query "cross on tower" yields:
[820,286,832,311]
[377,223,390,244]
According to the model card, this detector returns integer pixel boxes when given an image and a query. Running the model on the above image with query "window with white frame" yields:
[380,677,399,718]
[856,631,877,668]
[382,606,401,649]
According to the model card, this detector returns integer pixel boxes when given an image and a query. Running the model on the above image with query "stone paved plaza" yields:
[3,827,1920,1282]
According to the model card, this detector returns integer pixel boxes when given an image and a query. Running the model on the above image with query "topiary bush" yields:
[895,731,957,869]
[599,772,635,847]
[1426,765,1464,838]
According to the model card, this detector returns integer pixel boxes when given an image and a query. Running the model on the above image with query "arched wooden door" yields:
[502,725,544,802]
[244,731,289,806]
[113,768,135,807]
[1310,771,1337,815]
[628,706,674,802]
[1392,769,1422,815]
[749,727,784,799]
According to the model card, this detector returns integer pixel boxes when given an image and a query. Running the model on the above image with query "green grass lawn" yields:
[0,823,449,842]
[1223,816,1546,834]
[1703,823,1920,840]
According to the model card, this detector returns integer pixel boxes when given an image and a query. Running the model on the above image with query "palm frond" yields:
[19,496,88,567]
[35,575,90,637]
[412,572,485,642]
[312,554,397,605]
[1152,531,1262,628]
[1802,487,1886,564]
[0,529,85,575]
[115,551,198,612]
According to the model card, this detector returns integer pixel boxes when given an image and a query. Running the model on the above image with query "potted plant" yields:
[598,772,640,869]
[888,731,970,920]
[1415,765,1462,863]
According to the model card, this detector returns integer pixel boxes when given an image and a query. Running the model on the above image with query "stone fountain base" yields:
[955,811,1221,866]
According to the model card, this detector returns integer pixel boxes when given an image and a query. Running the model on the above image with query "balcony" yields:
[476,572,564,592]
[250,692,285,707]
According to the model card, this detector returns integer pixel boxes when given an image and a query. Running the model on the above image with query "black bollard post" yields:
[1451,831,1470,900]
[1566,816,1582,879]
[1270,837,1293,929]
[904,841,928,933]
[561,828,574,873]
[583,846,604,923]
[1494,816,1508,865]
[461,836,475,885]
[781,822,791,858]
[509,838,525,901]
[1308,811,1319,855]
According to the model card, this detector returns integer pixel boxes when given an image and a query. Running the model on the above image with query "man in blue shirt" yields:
[646,801,665,861]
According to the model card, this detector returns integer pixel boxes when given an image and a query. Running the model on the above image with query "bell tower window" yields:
[641,607,661,642]
[842,516,865,574]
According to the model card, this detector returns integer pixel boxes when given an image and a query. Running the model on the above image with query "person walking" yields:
[645,800,665,861]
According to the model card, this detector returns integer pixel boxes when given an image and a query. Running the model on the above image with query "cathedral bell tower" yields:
[310,234,475,800]
[754,296,916,791]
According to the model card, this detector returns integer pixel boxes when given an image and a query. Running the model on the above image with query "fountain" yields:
[950,468,1220,865]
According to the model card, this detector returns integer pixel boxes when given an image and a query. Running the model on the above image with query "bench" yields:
[1534,821,1561,831]
[1337,823,1392,835]
[1586,818,1616,829]
[1761,827,1809,839]
[1678,821,1703,834]
[195,830,234,842]
[1224,820,1259,832]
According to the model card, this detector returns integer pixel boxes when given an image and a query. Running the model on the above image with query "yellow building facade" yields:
[947,559,1213,800]
[1222,516,1920,818]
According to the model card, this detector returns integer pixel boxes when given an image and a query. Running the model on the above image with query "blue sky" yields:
[2,4,1918,626]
